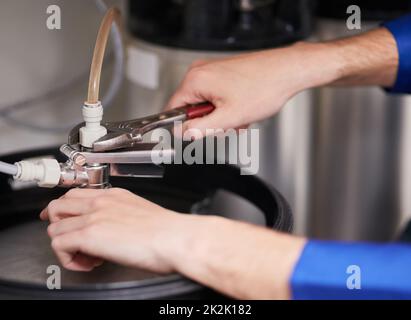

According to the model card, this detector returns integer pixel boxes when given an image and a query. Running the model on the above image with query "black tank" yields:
[128,0,314,51]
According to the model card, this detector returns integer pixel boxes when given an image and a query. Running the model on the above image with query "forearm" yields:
[328,28,398,87]
[170,215,306,299]
[290,27,398,91]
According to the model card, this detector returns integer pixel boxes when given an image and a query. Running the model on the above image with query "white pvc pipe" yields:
[0,161,18,176]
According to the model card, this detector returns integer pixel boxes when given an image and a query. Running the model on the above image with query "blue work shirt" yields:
[291,14,411,300]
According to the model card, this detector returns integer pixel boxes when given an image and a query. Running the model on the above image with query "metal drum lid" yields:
[0,147,292,299]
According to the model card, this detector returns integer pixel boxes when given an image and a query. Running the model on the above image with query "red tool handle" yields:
[185,103,215,119]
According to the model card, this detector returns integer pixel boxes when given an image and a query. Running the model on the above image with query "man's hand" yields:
[41,188,306,299]
[166,28,398,135]
[166,45,326,135]
[40,188,192,273]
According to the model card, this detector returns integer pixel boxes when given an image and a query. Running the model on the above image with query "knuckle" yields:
[98,211,112,221]
[109,187,126,196]
[47,223,55,237]
[90,197,107,209]
[65,188,80,198]
[83,224,101,238]
[187,67,209,82]
[51,237,62,251]
[85,212,99,225]
[47,200,59,217]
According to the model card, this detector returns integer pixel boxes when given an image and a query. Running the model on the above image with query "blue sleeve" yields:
[291,240,411,299]
[383,14,411,93]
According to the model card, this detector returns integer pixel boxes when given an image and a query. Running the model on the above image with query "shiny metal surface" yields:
[69,106,204,152]
[124,39,312,235]
[0,220,159,287]
[256,92,314,236]
[110,163,164,178]
[80,146,175,164]
[59,144,87,166]
[59,162,89,187]
[308,20,411,241]
[85,164,110,188]
[93,110,186,152]
[57,143,170,187]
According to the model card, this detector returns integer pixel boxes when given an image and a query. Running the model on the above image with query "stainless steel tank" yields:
[308,1,411,241]
[124,0,315,235]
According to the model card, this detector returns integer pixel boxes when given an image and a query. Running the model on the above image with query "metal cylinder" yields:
[124,1,314,234]
[123,38,314,235]
[59,160,109,189]
[308,18,411,241]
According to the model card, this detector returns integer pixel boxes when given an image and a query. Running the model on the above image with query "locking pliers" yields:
[57,103,215,188]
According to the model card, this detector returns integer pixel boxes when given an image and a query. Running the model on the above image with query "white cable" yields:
[0,161,18,176]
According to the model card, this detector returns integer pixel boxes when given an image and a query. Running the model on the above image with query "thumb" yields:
[164,87,205,111]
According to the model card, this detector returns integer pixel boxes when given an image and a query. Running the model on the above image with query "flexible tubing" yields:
[94,0,124,108]
[0,161,17,176]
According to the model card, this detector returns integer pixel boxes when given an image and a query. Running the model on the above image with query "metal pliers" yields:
[68,103,215,152]
[56,103,215,187]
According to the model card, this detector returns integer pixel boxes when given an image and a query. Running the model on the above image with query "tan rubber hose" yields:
[87,7,122,105]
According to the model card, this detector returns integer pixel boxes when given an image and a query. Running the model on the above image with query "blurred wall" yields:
[0,0,124,154]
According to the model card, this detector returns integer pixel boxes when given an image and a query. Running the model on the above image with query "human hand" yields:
[165,42,334,135]
[40,187,305,299]
[167,28,398,136]
[40,188,192,273]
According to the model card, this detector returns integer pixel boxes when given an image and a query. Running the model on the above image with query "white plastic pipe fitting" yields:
[79,102,107,148]
[14,159,61,188]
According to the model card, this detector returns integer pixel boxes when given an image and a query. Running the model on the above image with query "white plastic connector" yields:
[14,159,61,188]
[79,101,107,148]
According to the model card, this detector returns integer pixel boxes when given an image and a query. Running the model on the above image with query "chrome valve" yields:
[54,143,173,189]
